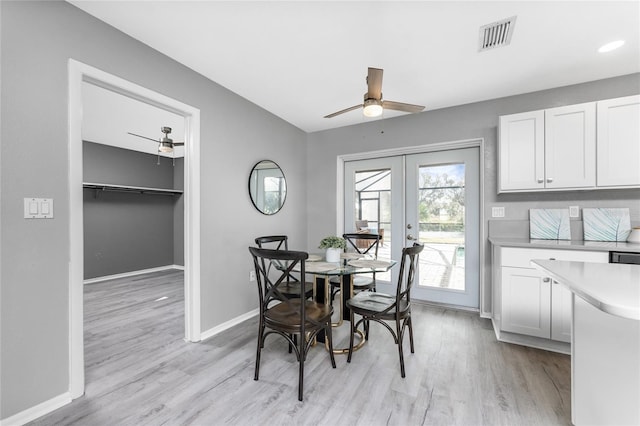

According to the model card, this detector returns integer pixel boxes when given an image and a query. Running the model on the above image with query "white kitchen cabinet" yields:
[596,95,640,187]
[498,110,545,191]
[495,247,608,346]
[501,266,551,338]
[498,96,640,192]
[499,103,595,192]
[544,102,596,190]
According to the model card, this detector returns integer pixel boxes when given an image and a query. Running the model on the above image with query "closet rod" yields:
[83,182,183,196]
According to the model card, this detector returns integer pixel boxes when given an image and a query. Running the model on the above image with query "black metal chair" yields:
[255,235,313,300]
[249,247,336,401]
[346,243,424,378]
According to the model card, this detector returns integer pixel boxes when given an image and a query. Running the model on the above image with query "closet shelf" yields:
[83,182,183,196]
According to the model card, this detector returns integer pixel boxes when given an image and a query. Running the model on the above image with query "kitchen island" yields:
[532,260,639,426]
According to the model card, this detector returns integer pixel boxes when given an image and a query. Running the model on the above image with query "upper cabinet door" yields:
[544,102,596,190]
[499,110,545,191]
[597,95,640,187]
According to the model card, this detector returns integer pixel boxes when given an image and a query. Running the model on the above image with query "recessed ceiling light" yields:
[598,40,625,53]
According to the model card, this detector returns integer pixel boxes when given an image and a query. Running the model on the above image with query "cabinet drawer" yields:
[501,247,608,268]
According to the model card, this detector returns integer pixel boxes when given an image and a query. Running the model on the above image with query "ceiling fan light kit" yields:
[158,141,174,153]
[363,98,383,117]
[325,67,424,119]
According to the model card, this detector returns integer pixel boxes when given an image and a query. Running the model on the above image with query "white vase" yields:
[325,247,341,263]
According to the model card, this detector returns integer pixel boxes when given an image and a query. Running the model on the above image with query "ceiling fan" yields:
[324,67,425,119]
[128,126,184,153]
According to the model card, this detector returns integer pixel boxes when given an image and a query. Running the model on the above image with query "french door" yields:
[344,147,480,309]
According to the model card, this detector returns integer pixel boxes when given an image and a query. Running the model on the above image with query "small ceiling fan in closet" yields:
[127,126,184,165]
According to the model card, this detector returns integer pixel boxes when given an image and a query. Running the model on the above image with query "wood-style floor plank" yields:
[29,270,571,425]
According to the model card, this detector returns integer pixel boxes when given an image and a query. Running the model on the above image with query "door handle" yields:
[406,234,415,241]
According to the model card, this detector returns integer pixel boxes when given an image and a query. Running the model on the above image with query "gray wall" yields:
[83,142,182,279]
[306,73,640,315]
[1,1,306,418]
[173,158,185,266]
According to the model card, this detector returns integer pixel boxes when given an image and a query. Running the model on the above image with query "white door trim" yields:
[67,59,201,399]
[337,138,487,315]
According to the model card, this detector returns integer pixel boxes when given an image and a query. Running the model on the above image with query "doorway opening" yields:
[68,60,201,399]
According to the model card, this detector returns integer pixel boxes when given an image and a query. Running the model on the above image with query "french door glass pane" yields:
[417,163,465,291]
[354,169,391,282]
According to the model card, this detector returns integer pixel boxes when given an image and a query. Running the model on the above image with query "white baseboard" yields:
[200,308,259,342]
[0,392,71,426]
[480,310,492,319]
[83,264,184,284]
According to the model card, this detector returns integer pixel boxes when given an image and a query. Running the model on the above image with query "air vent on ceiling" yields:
[479,16,517,52]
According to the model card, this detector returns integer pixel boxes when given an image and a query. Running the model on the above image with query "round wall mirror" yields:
[248,160,287,215]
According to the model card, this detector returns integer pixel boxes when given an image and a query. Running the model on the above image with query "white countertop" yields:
[532,260,640,321]
[490,237,640,252]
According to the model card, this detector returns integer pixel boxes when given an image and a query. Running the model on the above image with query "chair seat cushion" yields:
[265,300,333,330]
[346,292,409,317]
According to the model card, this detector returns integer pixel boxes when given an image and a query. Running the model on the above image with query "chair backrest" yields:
[254,235,289,278]
[355,220,369,231]
[395,243,424,304]
[248,246,309,322]
[255,235,289,250]
[343,232,380,257]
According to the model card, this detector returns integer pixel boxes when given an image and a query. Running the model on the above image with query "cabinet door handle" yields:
[537,178,544,184]
[547,178,554,183]
[542,277,551,282]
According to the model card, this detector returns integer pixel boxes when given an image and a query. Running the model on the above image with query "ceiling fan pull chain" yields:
[156,153,161,166]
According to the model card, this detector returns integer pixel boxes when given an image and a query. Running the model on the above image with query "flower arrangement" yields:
[318,236,346,250]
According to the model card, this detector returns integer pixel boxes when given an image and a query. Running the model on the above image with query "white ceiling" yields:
[82,82,185,157]
[69,1,640,134]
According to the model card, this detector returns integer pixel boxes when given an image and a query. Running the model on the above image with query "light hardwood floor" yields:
[30,270,571,425]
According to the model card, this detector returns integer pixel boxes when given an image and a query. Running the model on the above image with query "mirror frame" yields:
[248,160,287,215]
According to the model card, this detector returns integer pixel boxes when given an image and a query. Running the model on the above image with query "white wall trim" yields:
[338,138,483,163]
[200,309,260,342]
[0,392,71,426]
[336,138,486,313]
[68,59,201,400]
[83,265,184,285]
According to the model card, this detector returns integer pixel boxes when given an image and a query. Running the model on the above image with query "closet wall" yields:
[83,141,184,279]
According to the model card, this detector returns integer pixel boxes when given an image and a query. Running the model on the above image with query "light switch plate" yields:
[24,198,54,219]
[492,206,505,218]
[569,206,580,218]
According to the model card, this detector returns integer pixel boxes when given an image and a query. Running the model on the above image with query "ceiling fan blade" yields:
[324,104,363,118]
[367,67,383,100]
[127,132,159,143]
[382,100,425,114]
[172,142,185,147]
